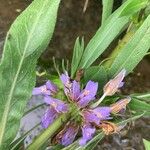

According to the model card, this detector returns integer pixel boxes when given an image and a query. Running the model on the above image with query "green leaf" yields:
[117,112,145,126]
[143,139,150,150]
[102,0,114,25]
[78,0,148,69]
[0,0,60,149]
[83,66,108,89]
[71,37,84,78]
[109,14,150,76]
[129,98,150,115]
[120,0,148,16]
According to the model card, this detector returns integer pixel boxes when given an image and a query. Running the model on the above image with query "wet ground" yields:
[0,0,150,149]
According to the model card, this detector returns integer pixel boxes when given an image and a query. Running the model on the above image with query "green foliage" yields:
[129,98,150,115]
[109,14,150,76]
[78,0,148,69]
[71,37,84,78]
[83,66,108,89]
[0,0,60,149]
[143,139,150,150]
[102,0,114,25]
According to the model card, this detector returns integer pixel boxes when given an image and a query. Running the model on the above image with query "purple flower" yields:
[44,96,68,113]
[56,123,79,146]
[77,81,98,108]
[71,80,80,101]
[83,107,111,125]
[79,124,95,146]
[35,70,130,146]
[41,107,58,128]
[103,69,126,96]
[32,80,57,96]
[60,73,98,108]
[60,72,72,95]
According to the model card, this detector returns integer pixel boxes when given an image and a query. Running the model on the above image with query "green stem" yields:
[27,113,70,150]
[90,93,106,108]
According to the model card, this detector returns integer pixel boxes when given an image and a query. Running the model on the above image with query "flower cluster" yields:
[32,69,131,146]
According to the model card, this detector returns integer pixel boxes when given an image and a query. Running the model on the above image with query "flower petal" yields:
[83,107,111,125]
[41,108,58,128]
[93,107,111,120]
[78,81,98,107]
[82,110,100,125]
[79,124,95,146]
[44,96,68,113]
[60,72,70,86]
[103,69,126,96]
[32,85,50,96]
[60,72,72,95]
[71,80,80,101]
[61,124,79,146]
[46,80,58,94]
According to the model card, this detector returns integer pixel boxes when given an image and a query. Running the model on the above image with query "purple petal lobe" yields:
[32,85,50,96]
[44,96,68,113]
[103,69,126,96]
[60,72,70,86]
[60,73,72,95]
[79,124,95,146]
[46,80,58,94]
[83,110,100,125]
[78,81,98,108]
[93,107,111,120]
[83,107,111,125]
[71,80,80,101]
[61,124,79,146]
[41,108,58,128]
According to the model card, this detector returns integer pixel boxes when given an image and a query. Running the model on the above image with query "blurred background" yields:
[0,0,150,149]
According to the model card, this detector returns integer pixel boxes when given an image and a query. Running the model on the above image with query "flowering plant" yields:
[32,69,131,147]
[0,0,150,150]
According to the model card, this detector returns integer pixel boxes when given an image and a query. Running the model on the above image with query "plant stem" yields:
[90,93,106,108]
[27,113,70,150]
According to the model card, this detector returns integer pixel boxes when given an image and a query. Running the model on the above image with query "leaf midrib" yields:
[0,0,48,145]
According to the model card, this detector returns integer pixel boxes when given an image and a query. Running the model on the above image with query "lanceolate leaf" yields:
[102,0,114,25]
[0,0,60,149]
[129,98,150,115]
[71,37,84,78]
[78,0,148,69]
[109,14,150,76]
